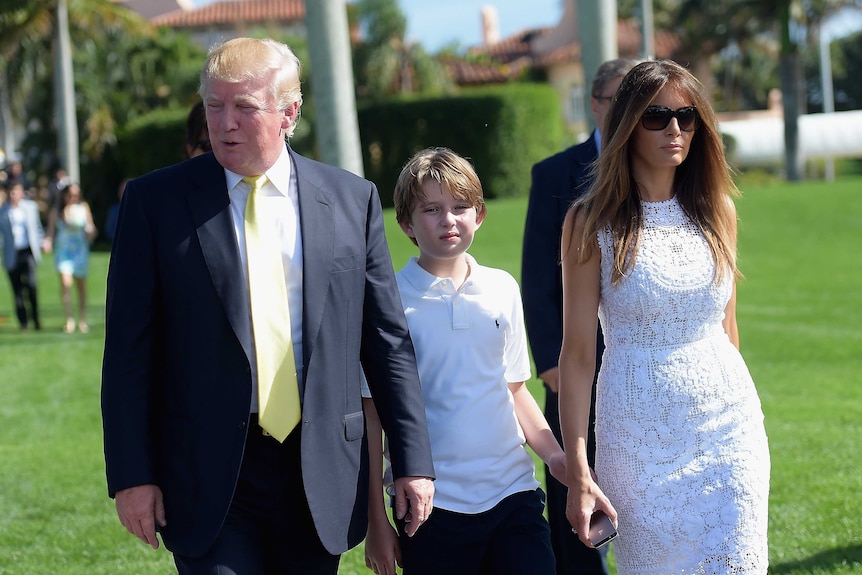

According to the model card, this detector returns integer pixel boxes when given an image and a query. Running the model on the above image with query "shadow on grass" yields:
[770,543,862,574]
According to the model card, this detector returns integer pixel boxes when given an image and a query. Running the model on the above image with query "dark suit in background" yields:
[101,37,434,574]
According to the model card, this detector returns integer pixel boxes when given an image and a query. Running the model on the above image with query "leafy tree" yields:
[352,0,451,99]
[0,0,151,177]
[823,29,862,110]
[671,0,858,179]
[0,1,206,177]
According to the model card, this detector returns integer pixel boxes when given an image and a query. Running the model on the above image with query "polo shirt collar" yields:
[400,254,478,294]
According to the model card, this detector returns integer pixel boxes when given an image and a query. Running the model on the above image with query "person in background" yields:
[185,101,211,159]
[5,160,33,198]
[364,147,565,575]
[558,60,770,574]
[43,182,97,333]
[45,166,72,217]
[521,58,637,575]
[101,37,434,574]
[0,181,44,330]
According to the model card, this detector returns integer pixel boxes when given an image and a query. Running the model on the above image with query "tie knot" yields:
[243,174,268,192]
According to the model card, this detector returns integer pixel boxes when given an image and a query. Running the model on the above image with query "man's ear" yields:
[282,101,299,130]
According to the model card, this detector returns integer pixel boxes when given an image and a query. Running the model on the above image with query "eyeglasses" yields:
[640,105,699,132]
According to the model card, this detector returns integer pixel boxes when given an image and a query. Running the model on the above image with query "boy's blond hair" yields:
[393,147,486,230]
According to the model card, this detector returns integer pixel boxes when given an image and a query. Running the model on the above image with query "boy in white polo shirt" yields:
[362,147,566,575]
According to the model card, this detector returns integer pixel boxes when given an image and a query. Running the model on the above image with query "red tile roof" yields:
[450,19,682,86]
[152,0,305,28]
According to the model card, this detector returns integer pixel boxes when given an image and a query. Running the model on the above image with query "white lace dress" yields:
[595,196,770,574]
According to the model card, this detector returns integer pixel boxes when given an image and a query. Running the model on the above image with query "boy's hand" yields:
[393,476,434,537]
[547,451,568,486]
[365,515,402,575]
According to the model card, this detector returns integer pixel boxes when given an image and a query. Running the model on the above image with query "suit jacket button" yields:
[238,421,247,430]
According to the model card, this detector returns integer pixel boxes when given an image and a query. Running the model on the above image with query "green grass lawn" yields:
[1,176,860,574]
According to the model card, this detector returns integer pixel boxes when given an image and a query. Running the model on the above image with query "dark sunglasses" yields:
[640,105,699,132]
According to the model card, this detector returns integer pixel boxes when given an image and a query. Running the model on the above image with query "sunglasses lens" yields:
[677,108,698,131]
[642,109,672,130]
[641,106,699,131]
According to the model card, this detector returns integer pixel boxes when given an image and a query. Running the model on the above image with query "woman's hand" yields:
[565,476,617,548]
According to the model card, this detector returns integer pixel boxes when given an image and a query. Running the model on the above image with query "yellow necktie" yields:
[243,174,300,442]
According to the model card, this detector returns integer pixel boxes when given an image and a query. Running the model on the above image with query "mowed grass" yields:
[0,176,859,574]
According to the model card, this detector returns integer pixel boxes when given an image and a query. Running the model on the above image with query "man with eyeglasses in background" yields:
[521,58,638,575]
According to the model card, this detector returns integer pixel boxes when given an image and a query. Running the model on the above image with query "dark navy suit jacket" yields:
[101,148,434,557]
[522,132,602,377]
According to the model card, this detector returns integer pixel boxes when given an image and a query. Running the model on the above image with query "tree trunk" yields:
[53,0,80,182]
[778,0,801,181]
[0,69,15,163]
[305,0,365,176]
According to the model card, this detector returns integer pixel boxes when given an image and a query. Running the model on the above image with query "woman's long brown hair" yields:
[565,60,740,284]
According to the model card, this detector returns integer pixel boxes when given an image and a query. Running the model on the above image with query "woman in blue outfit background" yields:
[43,182,97,333]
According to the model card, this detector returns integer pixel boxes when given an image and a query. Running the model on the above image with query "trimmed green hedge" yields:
[117,107,191,178]
[359,83,564,206]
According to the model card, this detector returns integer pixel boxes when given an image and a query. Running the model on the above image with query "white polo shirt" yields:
[392,254,537,514]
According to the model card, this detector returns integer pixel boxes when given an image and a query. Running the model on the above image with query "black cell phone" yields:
[588,511,618,548]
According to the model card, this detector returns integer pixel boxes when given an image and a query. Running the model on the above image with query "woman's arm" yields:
[558,207,617,546]
[41,209,57,253]
[723,282,740,349]
[83,201,98,243]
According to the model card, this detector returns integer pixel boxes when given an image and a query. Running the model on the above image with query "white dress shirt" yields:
[225,146,304,410]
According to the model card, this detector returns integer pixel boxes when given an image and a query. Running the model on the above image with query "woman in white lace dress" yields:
[558,60,770,574]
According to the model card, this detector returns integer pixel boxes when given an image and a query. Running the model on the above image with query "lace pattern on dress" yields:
[593,196,770,575]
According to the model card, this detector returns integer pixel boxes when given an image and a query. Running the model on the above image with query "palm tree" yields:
[673,0,855,180]
[352,0,451,99]
[0,0,151,180]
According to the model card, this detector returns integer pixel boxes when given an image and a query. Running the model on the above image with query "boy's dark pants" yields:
[397,488,555,575]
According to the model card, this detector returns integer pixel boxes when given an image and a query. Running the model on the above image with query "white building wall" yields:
[719,110,862,166]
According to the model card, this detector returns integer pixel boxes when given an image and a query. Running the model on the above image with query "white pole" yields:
[639,0,654,59]
[578,0,618,132]
[54,0,80,183]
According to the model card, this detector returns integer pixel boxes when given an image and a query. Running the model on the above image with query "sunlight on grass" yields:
[1,177,860,574]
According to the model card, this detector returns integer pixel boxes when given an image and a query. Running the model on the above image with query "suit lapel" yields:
[186,156,254,363]
[291,150,333,368]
